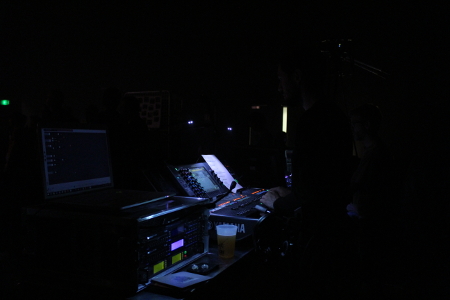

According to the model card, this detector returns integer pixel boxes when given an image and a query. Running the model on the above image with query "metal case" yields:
[24,196,210,296]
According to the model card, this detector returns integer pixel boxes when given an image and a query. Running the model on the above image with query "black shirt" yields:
[351,139,396,220]
[274,100,354,230]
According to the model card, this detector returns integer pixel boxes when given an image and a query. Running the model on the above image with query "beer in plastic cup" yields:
[216,224,237,259]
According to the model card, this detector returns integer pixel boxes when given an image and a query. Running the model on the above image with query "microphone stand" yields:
[321,39,390,80]
[343,57,390,80]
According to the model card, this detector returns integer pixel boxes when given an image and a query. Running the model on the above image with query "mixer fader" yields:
[211,188,267,218]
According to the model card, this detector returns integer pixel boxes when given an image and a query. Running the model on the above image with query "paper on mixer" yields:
[201,154,243,193]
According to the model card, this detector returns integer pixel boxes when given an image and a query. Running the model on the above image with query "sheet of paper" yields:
[201,154,243,193]
[151,271,211,289]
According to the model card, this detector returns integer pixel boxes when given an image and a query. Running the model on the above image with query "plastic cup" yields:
[216,224,237,259]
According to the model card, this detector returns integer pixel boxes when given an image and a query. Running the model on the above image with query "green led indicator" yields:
[184,251,187,254]
[1,100,10,105]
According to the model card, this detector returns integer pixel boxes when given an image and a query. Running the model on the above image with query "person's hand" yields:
[260,186,291,209]
[346,203,357,213]
[269,186,291,198]
[346,203,360,218]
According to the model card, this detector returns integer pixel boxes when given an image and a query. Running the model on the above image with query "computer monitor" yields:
[39,127,114,199]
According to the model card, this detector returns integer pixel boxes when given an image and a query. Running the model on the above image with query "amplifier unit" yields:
[24,196,210,296]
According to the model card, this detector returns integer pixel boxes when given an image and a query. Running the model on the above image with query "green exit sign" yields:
[1,99,10,105]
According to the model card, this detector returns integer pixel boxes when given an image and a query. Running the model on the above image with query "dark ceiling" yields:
[1,2,448,119]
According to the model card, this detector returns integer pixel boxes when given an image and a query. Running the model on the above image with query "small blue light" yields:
[227,127,232,131]
[188,120,194,125]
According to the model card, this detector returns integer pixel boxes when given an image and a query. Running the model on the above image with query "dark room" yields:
[1,1,449,299]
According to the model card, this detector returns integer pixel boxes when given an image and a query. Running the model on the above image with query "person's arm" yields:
[260,186,305,217]
[273,192,301,215]
[260,186,291,209]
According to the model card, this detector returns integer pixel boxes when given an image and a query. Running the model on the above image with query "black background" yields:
[1,1,449,163]
[1,4,450,298]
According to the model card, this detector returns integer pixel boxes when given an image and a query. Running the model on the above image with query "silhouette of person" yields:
[346,103,401,291]
[260,43,354,231]
[347,103,398,221]
[256,42,355,298]
[399,131,450,297]
[242,110,287,188]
